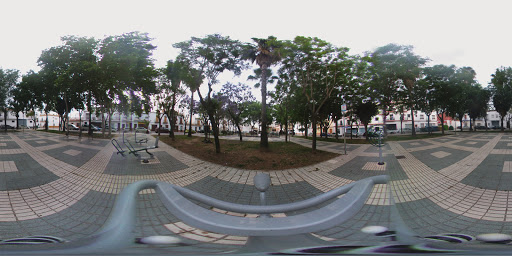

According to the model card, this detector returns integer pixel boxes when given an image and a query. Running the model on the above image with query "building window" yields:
[374,117,379,121]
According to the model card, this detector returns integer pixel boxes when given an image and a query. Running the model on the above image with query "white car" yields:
[135,127,148,133]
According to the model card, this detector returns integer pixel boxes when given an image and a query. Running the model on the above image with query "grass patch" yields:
[297,136,371,144]
[159,135,339,171]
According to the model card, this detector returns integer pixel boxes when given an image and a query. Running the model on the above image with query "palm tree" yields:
[245,36,283,150]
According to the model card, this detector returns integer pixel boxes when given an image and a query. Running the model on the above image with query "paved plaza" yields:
[2,131,512,253]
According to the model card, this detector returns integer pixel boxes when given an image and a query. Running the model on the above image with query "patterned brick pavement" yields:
[1,131,512,253]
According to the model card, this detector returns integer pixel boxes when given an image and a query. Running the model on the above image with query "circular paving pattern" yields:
[2,131,512,254]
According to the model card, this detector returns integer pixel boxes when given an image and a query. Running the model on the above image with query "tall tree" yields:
[182,65,203,137]
[490,67,512,131]
[174,34,247,153]
[421,65,457,134]
[280,36,353,151]
[17,71,44,130]
[220,82,255,141]
[353,101,379,138]
[467,85,490,131]
[38,36,98,135]
[447,67,478,131]
[163,60,187,140]
[244,36,283,150]
[98,31,158,135]
[0,69,19,131]
[370,44,428,136]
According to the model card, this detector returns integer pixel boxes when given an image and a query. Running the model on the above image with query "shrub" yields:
[449,126,454,130]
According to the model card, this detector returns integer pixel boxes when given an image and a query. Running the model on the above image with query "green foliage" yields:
[279,36,353,149]
[370,43,428,136]
[490,67,512,130]
[174,34,247,153]
[98,32,158,116]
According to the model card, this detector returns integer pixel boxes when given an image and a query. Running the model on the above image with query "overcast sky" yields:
[2,0,512,89]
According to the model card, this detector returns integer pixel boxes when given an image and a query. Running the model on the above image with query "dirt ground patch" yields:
[160,135,339,171]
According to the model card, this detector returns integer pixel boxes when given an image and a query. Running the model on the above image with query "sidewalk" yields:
[1,131,511,253]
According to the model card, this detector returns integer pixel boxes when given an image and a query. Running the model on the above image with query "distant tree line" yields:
[1,32,510,153]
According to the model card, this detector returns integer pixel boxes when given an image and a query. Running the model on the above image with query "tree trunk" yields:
[78,111,82,137]
[304,122,308,139]
[102,110,105,138]
[237,124,242,141]
[438,112,445,135]
[3,110,7,132]
[260,63,269,150]
[501,116,505,132]
[188,91,194,137]
[312,113,317,152]
[382,106,388,136]
[411,108,416,136]
[400,113,403,134]
[45,112,49,131]
[64,93,70,136]
[285,104,289,143]
[209,111,221,153]
[364,123,368,140]
[335,117,339,141]
[108,108,112,137]
[169,94,177,140]
[427,114,431,135]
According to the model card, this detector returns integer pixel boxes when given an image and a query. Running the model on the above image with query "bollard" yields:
[368,131,385,165]
[254,173,271,205]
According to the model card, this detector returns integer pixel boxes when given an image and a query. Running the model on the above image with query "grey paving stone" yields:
[104,151,188,175]
[329,156,399,181]
[452,139,488,148]
[0,140,20,149]
[23,139,60,147]
[43,145,100,168]
[461,154,512,190]
[493,141,512,150]
[364,144,391,153]
[409,146,472,171]
[327,144,361,152]
[185,176,323,206]
[396,198,512,237]
[398,140,433,149]
[77,138,110,147]
[0,153,59,190]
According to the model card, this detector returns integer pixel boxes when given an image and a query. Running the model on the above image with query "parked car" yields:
[67,124,79,130]
[135,127,148,133]
[155,127,169,133]
[0,124,15,129]
[81,124,100,131]
[104,126,117,132]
